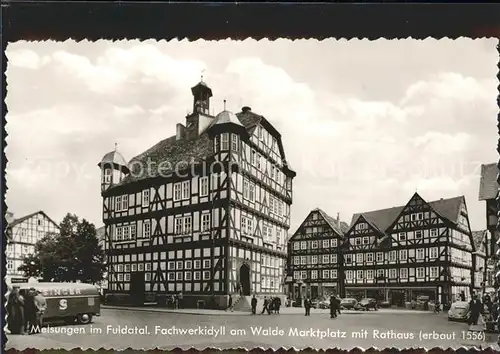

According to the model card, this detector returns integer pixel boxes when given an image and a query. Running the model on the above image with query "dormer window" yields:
[214,135,220,152]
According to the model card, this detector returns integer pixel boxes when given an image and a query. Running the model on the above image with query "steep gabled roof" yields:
[350,206,404,232]
[349,195,465,234]
[479,163,499,201]
[6,211,59,230]
[316,208,349,236]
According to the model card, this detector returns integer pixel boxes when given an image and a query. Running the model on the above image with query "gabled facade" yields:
[343,193,474,306]
[98,80,296,308]
[286,208,349,299]
[471,230,493,292]
[5,211,59,284]
[478,163,499,272]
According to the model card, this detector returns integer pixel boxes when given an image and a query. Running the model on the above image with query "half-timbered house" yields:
[5,211,59,284]
[343,193,475,306]
[286,209,349,300]
[478,163,499,265]
[98,79,296,308]
[471,230,493,293]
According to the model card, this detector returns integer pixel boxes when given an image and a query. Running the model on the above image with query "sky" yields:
[5,39,499,234]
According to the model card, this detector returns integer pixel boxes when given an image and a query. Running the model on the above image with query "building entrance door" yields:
[130,272,145,306]
[239,264,251,295]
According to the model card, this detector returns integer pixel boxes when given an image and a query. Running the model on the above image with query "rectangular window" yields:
[251,150,256,165]
[194,271,201,280]
[356,253,363,263]
[399,249,407,261]
[311,241,318,249]
[183,216,192,234]
[143,222,151,238]
[357,270,363,279]
[168,273,175,281]
[168,261,175,270]
[389,269,397,278]
[416,249,424,260]
[331,269,338,278]
[203,259,211,268]
[376,252,384,262]
[256,154,261,170]
[323,239,329,248]
[293,242,299,250]
[345,255,352,264]
[430,267,439,278]
[366,253,374,262]
[185,260,192,269]
[115,196,122,211]
[346,270,353,280]
[322,255,329,264]
[175,218,183,235]
[399,232,406,241]
[301,241,307,250]
[116,226,123,241]
[123,226,130,240]
[269,197,274,214]
[182,181,190,200]
[389,250,396,261]
[258,125,263,139]
[400,268,408,278]
[362,237,369,245]
[176,272,183,281]
[201,213,211,232]
[430,247,439,258]
[203,271,210,280]
[142,189,149,206]
[355,238,361,245]
[231,133,238,151]
[130,224,136,239]
[311,270,318,279]
[122,195,129,211]
[322,270,329,279]
[104,169,112,183]
[331,239,337,247]
[301,271,307,279]
[278,201,283,216]
[194,260,201,269]
[430,229,438,237]
[221,133,229,150]
[173,183,182,201]
[176,261,183,270]
[415,230,423,239]
[376,269,384,278]
[366,270,374,279]
[249,183,255,201]
[185,272,192,281]
[301,256,306,265]
[331,254,337,263]
[200,177,209,197]
[417,267,425,278]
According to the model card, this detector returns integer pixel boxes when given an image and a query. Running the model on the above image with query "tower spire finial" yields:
[223,99,227,111]
[114,142,118,152]
[201,69,205,82]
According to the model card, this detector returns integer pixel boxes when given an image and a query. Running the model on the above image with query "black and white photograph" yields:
[3,38,500,350]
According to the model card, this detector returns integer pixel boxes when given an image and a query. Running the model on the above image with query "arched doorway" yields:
[239,263,251,296]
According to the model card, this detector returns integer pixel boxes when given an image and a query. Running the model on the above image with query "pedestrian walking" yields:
[33,289,47,332]
[261,297,269,314]
[24,288,38,334]
[330,296,337,318]
[304,297,311,316]
[178,291,183,309]
[251,295,257,315]
[336,296,341,315]
[227,294,233,312]
[468,294,483,330]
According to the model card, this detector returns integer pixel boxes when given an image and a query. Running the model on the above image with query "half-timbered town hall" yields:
[286,208,349,301]
[98,79,296,308]
[343,192,474,306]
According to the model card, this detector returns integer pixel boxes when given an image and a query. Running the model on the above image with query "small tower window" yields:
[231,133,238,151]
[104,169,112,183]
[214,135,220,152]
[221,133,229,150]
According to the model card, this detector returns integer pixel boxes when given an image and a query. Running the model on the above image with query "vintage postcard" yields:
[3,38,499,351]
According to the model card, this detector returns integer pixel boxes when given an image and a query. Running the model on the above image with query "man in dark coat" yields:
[24,288,37,334]
[276,297,281,314]
[7,286,25,335]
[261,297,269,314]
[330,296,337,318]
[227,294,233,312]
[336,296,341,315]
[468,294,483,326]
[251,295,258,315]
[304,297,311,316]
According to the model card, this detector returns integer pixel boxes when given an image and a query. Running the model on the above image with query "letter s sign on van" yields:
[59,299,68,310]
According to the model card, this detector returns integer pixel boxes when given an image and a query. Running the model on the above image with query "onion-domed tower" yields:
[97,144,130,192]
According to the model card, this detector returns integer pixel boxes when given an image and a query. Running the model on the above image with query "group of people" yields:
[301,295,342,317]
[259,296,282,315]
[6,286,47,335]
[169,291,183,309]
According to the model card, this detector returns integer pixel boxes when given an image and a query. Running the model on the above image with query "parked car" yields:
[448,301,470,322]
[378,300,391,308]
[340,298,358,310]
[355,298,378,311]
[318,298,331,309]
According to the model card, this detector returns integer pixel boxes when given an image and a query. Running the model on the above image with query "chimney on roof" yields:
[176,123,185,141]
[242,106,251,113]
[337,212,340,228]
